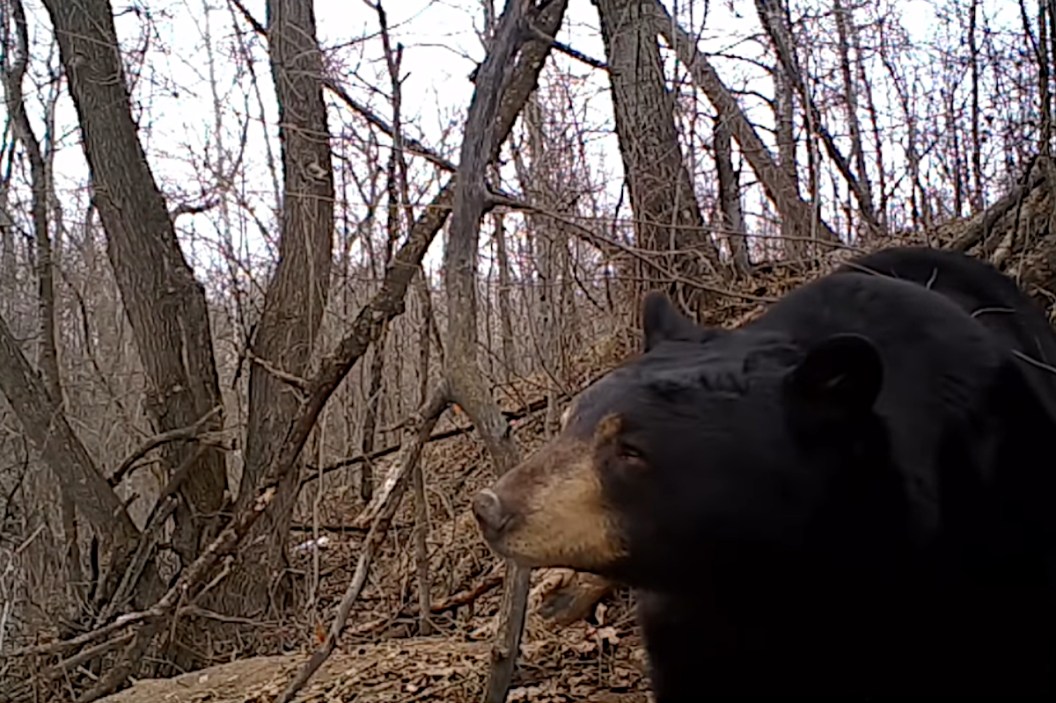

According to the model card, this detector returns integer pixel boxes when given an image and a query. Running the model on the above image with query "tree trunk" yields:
[593,0,722,316]
[968,0,984,212]
[1036,0,1053,158]
[714,114,750,275]
[42,0,227,568]
[854,12,888,229]
[0,313,149,599]
[773,60,802,258]
[232,0,336,616]
[832,0,875,238]
[493,211,516,381]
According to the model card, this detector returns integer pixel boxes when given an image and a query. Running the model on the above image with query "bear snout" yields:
[472,488,512,538]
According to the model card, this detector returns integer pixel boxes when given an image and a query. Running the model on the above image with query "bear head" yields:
[472,292,888,590]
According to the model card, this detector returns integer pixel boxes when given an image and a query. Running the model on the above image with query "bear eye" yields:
[617,442,646,463]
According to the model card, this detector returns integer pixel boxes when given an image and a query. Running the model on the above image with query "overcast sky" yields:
[11,0,1012,281]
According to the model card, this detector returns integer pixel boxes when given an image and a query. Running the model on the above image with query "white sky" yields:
[9,0,1016,283]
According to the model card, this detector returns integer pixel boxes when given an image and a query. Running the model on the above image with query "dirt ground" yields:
[96,623,649,703]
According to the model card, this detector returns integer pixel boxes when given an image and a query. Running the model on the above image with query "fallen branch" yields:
[278,386,449,703]
[40,632,134,682]
[430,571,505,614]
[0,610,150,659]
[949,165,1047,253]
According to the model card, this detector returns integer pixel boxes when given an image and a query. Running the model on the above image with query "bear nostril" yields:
[472,489,509,534]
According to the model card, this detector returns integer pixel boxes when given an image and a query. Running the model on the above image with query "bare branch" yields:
[108,405,223,488]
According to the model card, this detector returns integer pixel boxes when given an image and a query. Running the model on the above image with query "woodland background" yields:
[2,0,1056,701]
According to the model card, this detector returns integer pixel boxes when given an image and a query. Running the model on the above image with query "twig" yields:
[169,197,220,220]
[246,350,310,394]
[41,633,134,682]
[278,386,449,703]
[301,395,553,487]
[430,571,505,614]
[289,522,375,533]
[107,405,221,488]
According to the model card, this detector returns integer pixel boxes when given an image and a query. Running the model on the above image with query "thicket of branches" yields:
[1,0,1054,701]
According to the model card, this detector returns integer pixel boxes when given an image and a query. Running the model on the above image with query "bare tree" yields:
[41,0,228,572]
[444,0,535,696]
[0,314,151,601]
[832,0,875,235]
[0,0,81,595]
[753,0,880,235]
[593,0,723,315]
[229,0,337,616]
[714,114,750,275]
[648,0,839,245]
[773,54,802,257]
[968,0,985,212]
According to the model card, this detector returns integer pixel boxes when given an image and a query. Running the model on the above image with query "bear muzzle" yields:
[472,488,513,542]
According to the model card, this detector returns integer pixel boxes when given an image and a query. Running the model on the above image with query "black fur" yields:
[571,247,1056,699]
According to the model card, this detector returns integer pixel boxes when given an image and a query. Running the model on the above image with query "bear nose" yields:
[472,489,511,535]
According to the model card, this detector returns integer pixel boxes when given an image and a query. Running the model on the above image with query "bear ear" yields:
[641,291,707,351]
[784,333,883,420]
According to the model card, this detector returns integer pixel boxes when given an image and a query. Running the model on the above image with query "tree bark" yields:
[0,313,144,592]
[773,62,803,257]
[232,0,336,616]
[42,0,227,567]
[968,0,984,212]
[648,0,838,244]
[593,0,722,315]
[714,114,750,275]
[1034,0,1053,158]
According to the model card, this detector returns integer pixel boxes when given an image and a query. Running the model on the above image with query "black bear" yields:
[472,246,1056,700]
